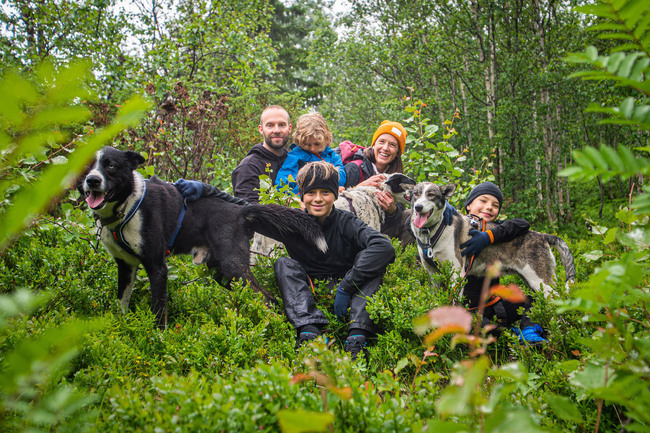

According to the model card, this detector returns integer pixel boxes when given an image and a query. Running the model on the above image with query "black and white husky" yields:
[407,182,576,297]
[82,147,326,328]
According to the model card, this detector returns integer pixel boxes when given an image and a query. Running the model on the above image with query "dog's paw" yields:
[191,246,209,265]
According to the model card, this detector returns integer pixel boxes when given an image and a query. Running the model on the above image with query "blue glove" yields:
[460,230,491,257]
[334,285,351,319]
[443,202,457,226]
[174,179,203,201]
[513,324,548,345]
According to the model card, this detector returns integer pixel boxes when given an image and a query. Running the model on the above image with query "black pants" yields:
[274,257,382,334]
[464,276,535,329]
[481,298,534,329]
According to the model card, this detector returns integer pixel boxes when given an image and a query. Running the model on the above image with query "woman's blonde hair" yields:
[292,112,333,153]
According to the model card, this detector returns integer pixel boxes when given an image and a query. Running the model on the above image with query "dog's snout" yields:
[86,175,102,189]
[414,203,423,212]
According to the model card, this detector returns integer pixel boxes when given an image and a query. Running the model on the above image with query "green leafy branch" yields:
[0,61,151,252]
[401,92,493,208]
[564,0,649,130]
[559,144,650,214]
[575,0,650,56]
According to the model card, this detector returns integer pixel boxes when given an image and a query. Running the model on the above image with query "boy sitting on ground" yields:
[460,181,548,345]
[274,160,394,360]
[275,112,346,195]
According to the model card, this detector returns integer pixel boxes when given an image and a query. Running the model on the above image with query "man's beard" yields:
[264,133,289,150]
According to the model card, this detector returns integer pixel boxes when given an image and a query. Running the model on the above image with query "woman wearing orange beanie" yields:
[342,120,407,189]
[340,120,408,236]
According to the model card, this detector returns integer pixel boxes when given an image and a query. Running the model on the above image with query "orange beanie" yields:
[371,120,407,154]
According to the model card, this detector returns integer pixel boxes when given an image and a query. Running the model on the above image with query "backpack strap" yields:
[351,160,365,182]
[463,214,486,275]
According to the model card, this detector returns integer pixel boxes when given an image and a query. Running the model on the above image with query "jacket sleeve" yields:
[200,183,250,206]
[327,150,347,187]
[343,162,362,188]
[338,214,395,294]
[489,218,530,244]
[275,153,300,195]
[231,165,261,203]
[380,203,403,235]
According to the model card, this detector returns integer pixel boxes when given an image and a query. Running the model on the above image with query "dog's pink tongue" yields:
[413,212,430,229]
[86,193,105,209]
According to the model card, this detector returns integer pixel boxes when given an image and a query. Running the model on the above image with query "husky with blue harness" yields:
[406,181,576,299]
[82,147,327,328]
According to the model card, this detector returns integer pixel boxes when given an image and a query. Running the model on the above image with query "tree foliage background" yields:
[2,0,644,227]
[0,0,649,432]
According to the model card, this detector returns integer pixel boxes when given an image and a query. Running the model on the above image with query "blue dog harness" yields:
[96,180,186,259]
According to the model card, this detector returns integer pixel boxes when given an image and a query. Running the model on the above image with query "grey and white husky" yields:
[407,182,576,297]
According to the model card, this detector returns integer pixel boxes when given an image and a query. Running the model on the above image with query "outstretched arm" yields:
[174,179,249,206]
[461,218,530,258]
[490,218,530,243]
[338,215,396,294]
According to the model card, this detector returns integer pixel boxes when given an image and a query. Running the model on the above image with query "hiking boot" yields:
[512,324,548,346]
[344,335,368,361]
[295,331,320,349]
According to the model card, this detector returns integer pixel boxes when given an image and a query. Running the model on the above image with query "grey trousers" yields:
[273,257,382,334]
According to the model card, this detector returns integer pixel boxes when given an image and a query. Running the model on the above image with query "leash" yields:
[107,181,148,259]
[415,222,447,269]
[343,195,357,216]
[166,199,187,255]
[467,294,501,311]
[463,214,501,309]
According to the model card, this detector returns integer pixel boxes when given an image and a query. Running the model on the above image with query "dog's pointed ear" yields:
[126,151,146,169]
[442,183,456,200]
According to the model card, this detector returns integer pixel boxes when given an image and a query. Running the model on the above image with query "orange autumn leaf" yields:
[290,373,312,385]
[327,386,352,400]
[309,372,334,387]
[427,306,473,331]
[490,283,527,303]
[424,325,468,346]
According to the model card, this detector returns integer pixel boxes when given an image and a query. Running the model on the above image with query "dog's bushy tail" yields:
[545,235,576,286]
[242,204,328,253]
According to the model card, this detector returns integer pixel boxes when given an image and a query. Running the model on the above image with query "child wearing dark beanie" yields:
[273,161,395,360]
[460,181,548,345]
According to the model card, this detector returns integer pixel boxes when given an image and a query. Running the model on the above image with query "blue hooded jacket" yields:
[275,144,346,195]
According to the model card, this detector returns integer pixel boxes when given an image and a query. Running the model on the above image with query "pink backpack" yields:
[338,140,366,182]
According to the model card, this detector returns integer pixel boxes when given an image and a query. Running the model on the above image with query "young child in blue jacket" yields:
[460,182,548,345]
[275,112,346,195]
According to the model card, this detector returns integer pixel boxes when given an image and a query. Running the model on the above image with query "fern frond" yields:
[560,145,650,182]
[577,0,650,55]
[631,191,650,215]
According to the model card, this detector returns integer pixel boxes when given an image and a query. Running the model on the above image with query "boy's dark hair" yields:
[296,161,339,200]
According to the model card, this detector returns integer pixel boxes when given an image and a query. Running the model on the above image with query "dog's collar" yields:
[97,210,125,227]
[95,181,148,259]
[416,221,446,263]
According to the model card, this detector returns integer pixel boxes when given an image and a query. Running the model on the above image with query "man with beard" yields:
[231,105,292,202]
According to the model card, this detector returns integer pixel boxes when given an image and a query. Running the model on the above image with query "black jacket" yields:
[231,143,287,203]
[341,149,374,188]
[268,207,395,294]
[463,217,530,308]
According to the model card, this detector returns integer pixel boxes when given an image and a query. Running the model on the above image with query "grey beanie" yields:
[464,181,503,213]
